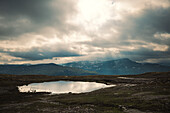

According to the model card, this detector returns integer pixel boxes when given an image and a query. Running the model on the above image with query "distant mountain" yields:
[159,63,170,66]
[63,58,170,75]
[0,63,97,76]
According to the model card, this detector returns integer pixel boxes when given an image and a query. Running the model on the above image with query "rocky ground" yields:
[0,72,170,113]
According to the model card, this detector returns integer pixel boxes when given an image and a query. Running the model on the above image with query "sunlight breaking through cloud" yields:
[0,0,170,64]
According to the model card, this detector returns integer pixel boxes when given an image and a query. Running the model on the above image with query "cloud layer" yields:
[0,0,170,64]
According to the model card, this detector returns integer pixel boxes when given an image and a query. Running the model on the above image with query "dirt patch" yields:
[125,109,153,113]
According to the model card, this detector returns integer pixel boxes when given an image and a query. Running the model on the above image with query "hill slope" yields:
[0,63,97,76]
[63,58,170,75]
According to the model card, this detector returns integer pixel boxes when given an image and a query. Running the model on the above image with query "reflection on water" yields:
[117,77,135,79]
[18,81,115,94]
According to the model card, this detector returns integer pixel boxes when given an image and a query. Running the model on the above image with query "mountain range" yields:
[0,58,169,76]
[0,63,97,76]
[63,58,170,75]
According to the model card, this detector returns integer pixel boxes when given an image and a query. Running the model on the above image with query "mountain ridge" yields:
[63,58,170,75]
[0,63,97,76]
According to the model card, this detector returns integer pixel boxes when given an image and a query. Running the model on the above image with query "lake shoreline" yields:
[0,72,170,113]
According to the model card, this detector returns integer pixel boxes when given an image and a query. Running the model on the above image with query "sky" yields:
[0,0,170,64]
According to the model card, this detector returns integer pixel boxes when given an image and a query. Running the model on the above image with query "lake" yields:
[18,81,115,94]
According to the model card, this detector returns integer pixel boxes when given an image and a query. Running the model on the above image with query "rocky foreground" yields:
[0,72,170,113]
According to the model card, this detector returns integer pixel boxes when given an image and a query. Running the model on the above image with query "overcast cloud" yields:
[0,0,170,64]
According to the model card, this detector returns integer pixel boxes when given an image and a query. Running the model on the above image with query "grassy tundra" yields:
[0,72,170,113]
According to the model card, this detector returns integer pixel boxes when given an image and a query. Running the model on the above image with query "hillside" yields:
[0,63,97,76]
[63,58,170,75]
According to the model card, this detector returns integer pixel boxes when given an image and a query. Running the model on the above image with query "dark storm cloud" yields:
[129,7,170,42]
[0,0,77,39]
[78,5,170,62]
[118,7,170,61]
[120,47,170,61]
[88,6,170,48]
[0,0,51,20]
[101,7,170,41]
[0,0,81,61]
[1,47,80,60]
[0,0,170,64]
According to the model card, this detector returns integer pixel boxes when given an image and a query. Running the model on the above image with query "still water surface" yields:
[18,81,115,94]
